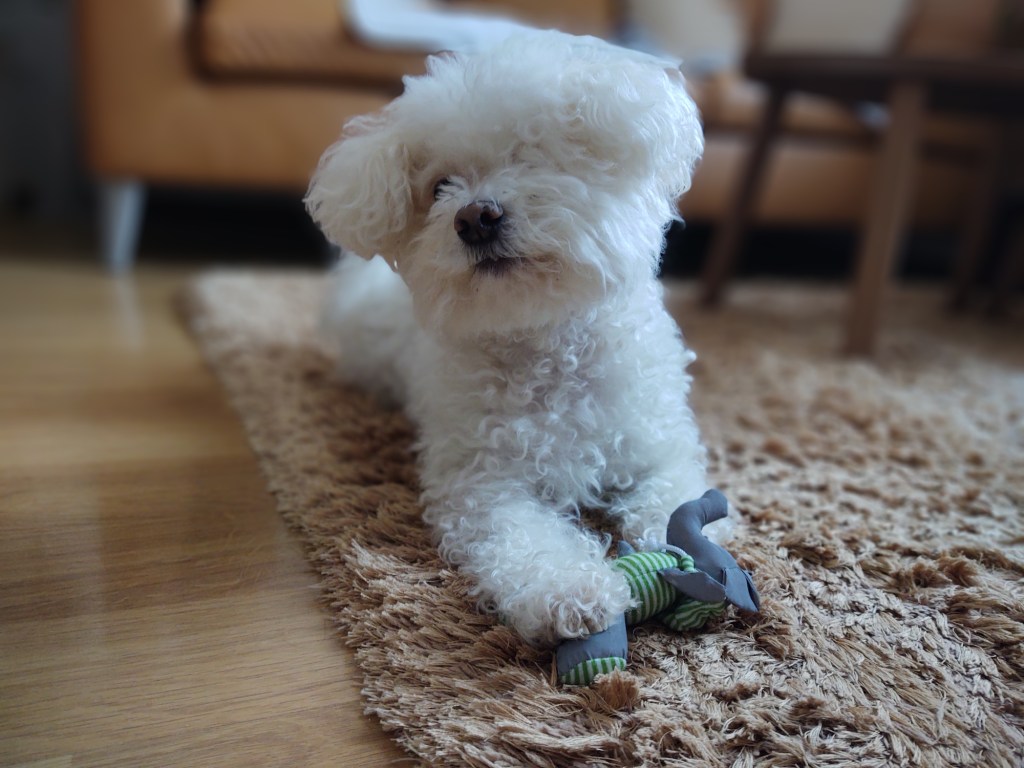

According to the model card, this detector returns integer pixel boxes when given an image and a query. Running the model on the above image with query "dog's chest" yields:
[463,332,638,464]
[420,311,690,506]
[486,336,607,417]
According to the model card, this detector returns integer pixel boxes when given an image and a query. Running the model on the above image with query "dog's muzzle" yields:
[455,201,503,246]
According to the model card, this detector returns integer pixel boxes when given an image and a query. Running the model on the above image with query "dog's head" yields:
[306,31,703,338]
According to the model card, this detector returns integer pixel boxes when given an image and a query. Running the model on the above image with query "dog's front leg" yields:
[424,487,633,647]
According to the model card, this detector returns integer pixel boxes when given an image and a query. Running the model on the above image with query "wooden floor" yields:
[0,256,409,767]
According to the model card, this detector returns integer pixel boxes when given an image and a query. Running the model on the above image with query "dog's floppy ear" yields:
[564,46,704,202]
[652,65,705,198]
[305,112,412,260]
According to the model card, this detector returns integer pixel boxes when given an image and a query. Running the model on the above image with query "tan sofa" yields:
[76,0,983,270]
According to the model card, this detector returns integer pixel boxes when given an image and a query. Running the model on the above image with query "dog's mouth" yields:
[473,254,524,277]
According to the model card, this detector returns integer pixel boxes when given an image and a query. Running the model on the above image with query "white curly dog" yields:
[306,31,729,648]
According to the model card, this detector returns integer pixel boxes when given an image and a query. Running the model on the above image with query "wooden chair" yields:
[700,0,1024,354]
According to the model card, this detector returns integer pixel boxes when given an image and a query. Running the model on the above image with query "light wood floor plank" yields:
[0,256,408,767]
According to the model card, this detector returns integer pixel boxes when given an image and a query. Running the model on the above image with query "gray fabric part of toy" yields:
[660,489,761,613]
[555,613,628,677]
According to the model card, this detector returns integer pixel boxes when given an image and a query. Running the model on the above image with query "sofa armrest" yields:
[75,0,200,175]
[74,0,391,189]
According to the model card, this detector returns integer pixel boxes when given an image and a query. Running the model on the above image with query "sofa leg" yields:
[100,180,146,273]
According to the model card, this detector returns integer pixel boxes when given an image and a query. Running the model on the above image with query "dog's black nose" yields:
[455,201,503,245]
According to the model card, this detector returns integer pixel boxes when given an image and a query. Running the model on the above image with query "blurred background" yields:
[1,0,1022,295]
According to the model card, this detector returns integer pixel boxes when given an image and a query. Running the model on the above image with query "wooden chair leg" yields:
[989,220,1024,317]
[700,87,788,307]
[100,180,146,274]
[947,122,1008,311]
[844,81,926,356]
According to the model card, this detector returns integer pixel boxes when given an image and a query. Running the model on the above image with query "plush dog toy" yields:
[556,490,760,685]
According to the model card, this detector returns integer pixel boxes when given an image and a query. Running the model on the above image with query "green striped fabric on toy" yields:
[661,596,725,631]
[560,656,628,686]
[613,549,720,629]
[615,550,684,624]
[557,549,724,686]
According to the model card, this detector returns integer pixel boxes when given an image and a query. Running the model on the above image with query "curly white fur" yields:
[307,31,730,647]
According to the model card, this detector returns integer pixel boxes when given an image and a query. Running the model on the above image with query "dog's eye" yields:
[433,177,451,200]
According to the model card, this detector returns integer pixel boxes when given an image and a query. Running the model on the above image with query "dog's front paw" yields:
[500,564,633,648]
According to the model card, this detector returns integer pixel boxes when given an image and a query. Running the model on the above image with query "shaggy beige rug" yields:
[184,273,1023,768]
